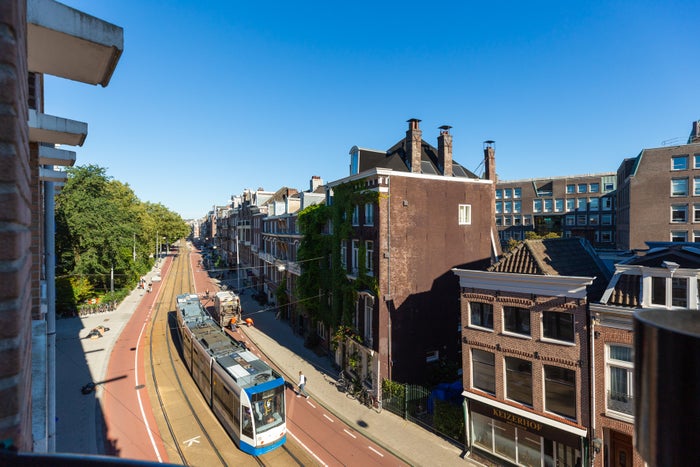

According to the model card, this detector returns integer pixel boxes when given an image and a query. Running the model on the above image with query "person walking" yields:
[297,371,309,399]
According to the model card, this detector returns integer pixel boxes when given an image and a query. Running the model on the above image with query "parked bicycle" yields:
[338,371,382,413]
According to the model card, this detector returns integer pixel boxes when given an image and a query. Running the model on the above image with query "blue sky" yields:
[47,1,699,220]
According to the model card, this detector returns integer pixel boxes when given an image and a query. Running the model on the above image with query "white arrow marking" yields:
[184,436,201,447]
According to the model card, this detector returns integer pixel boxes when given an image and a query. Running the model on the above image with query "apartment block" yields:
[616,121,700,250]
[496,174,617,247]
[322,119,500,388]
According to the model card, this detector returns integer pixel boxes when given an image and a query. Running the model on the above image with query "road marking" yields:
[184,436,201,447]
[322,413,333,422]
[287,429,328,467]
[368,446,384,457]
[343,429,356,439]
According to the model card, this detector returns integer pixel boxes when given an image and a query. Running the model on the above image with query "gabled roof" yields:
[489,238,610,301]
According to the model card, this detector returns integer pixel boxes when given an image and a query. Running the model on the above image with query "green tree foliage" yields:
[55,164,189,314]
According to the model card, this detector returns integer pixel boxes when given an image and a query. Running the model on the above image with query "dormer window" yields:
[651,276,688,308]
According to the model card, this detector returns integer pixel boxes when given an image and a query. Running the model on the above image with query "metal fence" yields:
[381,383,465,446]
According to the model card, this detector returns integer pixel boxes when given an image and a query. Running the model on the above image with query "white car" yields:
[152,274,162,282]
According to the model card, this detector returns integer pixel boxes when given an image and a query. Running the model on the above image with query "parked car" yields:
[152,274,161,282]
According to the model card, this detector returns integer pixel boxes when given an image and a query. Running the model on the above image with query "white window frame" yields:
[351,239,359,274]
[364,203,374,226]
[672,155,689,171]
[459,204,471,225]
[605,344,634,421]
[671,204,688,223]
[365,240,374,276]
[352,205,359,226]
[671,178,689,197]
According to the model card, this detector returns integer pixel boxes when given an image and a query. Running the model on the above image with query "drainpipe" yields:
[387,175,392,381]
[45,175,56,452]
[589,308,597,466]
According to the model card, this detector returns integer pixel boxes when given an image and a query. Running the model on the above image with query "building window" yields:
[469,302,493,330]
[555,199,564,212]
[544,365,576,420]
[566,184,575,194]
[671,230,688,242]
[577,214,587,225]
[365,240,374,275]
[588,214,599,226]
[695,154,700,169]
[544,199,553,213]
[672,277,688,307]
[504,188,512,199]
[671,204,688,223]
[604,181,615,191]
[513,216,521,226]
[695,231,700,242]
[566,199,575,212]
[695,177,700,196]
[523,215,532,226]
[576,198,587,210]
[672,178,689,196]
[505,357,533,406]
[504,216,512,226]
[496,217,502,226]
[513,200,521,213]
[471,349,495,394]
[503,306,530,336]
[566,215,575,226]
[504,201,512,214]
[602,197,613,210]
[542,311,574,343]
[590,182,600,193]
[651,276,688,307]
[351,239,359,274]
[495,189,502,200]
[513,187,522,199]
[533,199,542,213]
[601,214,613,225]
[577,183,587,193]
[672,155,689,170]
[601,231,613,242]
[340,240,347,270]
[364,203,374,226]
[495,201,503,214]
[459,204,471,225]
[607,345,633,415]
[589,197,600,211]
[362,295,374,346]
[352,205,359,225]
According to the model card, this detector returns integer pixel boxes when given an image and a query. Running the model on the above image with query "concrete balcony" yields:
[28,109,87,146]
[27,0,124,86]
[38,144,76,167]
[39,167,67,183]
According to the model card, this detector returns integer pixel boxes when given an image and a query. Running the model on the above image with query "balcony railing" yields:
[607,390,634,415]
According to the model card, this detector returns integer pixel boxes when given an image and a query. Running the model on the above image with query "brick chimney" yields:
[483,140,496,183]
[309,175,323,191]
[438,125,453,177]
[689,120,700,144]
[406,118,422,173]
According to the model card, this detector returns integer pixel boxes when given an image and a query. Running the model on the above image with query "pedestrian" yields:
[297,370,308,399]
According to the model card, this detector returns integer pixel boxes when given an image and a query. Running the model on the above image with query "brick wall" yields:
[0,0,33,451]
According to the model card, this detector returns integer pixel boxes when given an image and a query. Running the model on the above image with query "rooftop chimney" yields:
[438,125,453,177]
[309,175,323,192]
[483,140,496,183]
[689,120,700,144]
[406,118,422,173]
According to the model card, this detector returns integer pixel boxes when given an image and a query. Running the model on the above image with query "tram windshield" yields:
[250,385,285,434]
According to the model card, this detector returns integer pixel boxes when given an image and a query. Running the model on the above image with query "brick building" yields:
[454,238,610,467]
[0,0,122,451]
[495,173,617,248]
[323,119,500,389]
[616,121,700,250]
[589,242,700,467]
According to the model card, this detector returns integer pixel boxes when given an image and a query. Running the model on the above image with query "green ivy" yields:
[296,182,380,334]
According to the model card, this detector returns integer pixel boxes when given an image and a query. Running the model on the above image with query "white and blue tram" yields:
[175,293,286,455]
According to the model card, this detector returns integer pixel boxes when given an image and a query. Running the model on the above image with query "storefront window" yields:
[519,432,543,467]
[472,412,493,451]
[493,419,517,462]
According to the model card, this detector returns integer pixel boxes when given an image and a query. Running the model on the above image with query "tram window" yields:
[250,386,285,433]
[232,393,240,427]
[242,405,253,439]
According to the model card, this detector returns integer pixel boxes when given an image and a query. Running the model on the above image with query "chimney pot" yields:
[438,125,453,177]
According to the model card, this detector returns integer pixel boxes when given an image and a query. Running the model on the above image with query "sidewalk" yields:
[231,285,480,467]
[55,262,164,455]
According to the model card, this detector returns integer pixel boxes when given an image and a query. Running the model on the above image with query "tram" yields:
[175,293,286,455]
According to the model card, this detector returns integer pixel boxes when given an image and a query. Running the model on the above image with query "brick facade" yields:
[0,0,33,450]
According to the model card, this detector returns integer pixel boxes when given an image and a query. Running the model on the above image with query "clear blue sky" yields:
[47,1,699,220]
